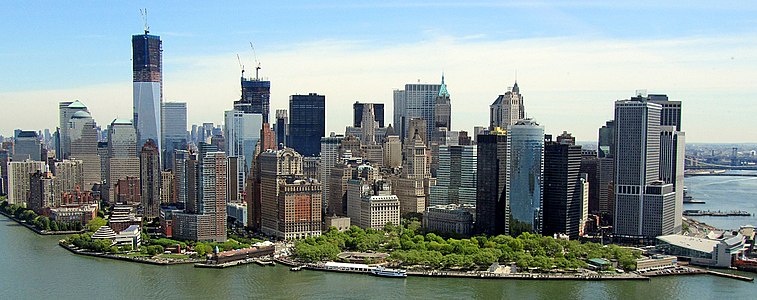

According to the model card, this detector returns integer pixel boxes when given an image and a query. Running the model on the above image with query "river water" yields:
[2,173,757,299]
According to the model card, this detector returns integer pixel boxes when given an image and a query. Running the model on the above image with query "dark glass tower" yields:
[353,102,385,128]
[542,136,583,239]
[288,93,325,157]
[132,31,162,153]
[475,129,508,236]
[235,78,271,124]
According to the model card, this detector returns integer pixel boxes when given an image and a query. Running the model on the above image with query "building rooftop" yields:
[71,111,92,119]
[657,234,719,253]
[67,100,87,109]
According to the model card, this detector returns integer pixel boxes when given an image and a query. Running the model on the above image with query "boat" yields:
[370,266,407,278]
[290,266,303,271]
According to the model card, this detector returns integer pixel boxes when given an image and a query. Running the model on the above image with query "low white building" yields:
[656,232,747,267]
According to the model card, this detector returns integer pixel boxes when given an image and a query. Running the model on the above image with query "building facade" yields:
[288,93,326,157]
[132,30,162,153]
[140,139,161,220]
[507,119,544,236]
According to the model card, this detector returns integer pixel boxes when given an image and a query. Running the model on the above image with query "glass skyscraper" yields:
[161,102,187,170]
[235,78,271,124]
[132,30,162,155]
[506,119,544,236]
[288,93,325,157]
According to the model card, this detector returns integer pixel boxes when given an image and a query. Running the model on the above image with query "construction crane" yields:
[140,8,149,34]
[236,54,245,78]
[250,42,261,80]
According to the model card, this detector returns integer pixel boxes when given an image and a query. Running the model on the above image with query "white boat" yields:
[370,267,407,278]
[290,266,303,271]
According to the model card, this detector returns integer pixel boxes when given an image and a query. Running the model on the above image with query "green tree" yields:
[87,217,107,232]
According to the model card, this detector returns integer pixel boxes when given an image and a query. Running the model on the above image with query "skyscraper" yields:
[475,127,508,235]
[353,102,385,128]
[648,94,685,233]
[58,100,89,159]
[542,134,583,239]
[259,148,322,239]
[235,76,271,124]
[7,160,46,205]
[433,75,452,134]
[598,120,615,158]
[490,82,525,130]
[274,109,288,147]
[507,119,544,236]
[0,149,9,195]
[429,145,477,206]
[107,119,140,202]
[393,75,446,142]
[13,131,41,162]
[613,96,677,238]
[320,134,344,214]
[140,139,161,219]
[68,110,101,187]
[201,151,228,242]
[393,130,432,214]
[224,109,263,200]
[288,93,325,157]
[161,102,187,170]
[132,29,162,154]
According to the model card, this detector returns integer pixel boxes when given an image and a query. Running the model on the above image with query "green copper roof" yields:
[67,100,87,109]
[71,111,92,119]
[438,74,450,97]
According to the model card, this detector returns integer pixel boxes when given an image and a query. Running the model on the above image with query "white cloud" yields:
[1,34,756,142]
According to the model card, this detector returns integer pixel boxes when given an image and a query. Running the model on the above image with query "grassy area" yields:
[158,254,190,259]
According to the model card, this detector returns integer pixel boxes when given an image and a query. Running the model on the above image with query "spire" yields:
[512,81,519,93]
[438,72,450,97]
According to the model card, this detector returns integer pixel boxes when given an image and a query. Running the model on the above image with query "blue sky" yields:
[1,1,756,142]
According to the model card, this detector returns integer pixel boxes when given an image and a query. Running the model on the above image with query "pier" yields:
[683,210,751,217]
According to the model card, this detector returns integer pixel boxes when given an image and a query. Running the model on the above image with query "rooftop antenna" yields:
[250,42,261,80]
[140,8,149,34]
[236,54,245,78]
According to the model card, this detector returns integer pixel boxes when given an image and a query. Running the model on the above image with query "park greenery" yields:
[0,200,84,232]
[294,221,641,272]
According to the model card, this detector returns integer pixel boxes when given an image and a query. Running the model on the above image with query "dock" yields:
[705,270,754,282]
[683,210,751,217]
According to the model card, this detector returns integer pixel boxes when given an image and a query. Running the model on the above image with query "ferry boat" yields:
[370,267,407,278]
[290,266,303,271]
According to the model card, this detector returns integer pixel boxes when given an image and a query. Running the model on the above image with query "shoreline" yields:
[3,214,751,282]
[0,211,84,236]
[58,242,201,266]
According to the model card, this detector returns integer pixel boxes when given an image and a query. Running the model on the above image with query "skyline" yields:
[1,1,757,142]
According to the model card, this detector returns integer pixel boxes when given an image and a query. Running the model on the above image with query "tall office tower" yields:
[542,134,583,239]
[234,75,271,124]
[429,144,477,207]
[405,118,427,145]
[320,134,344,214]
[259,148,322,239]
[172,150,190,206]
[201,152,228,242]
[227,156,240,203]
[190,124,198,145]
[58,100,89,159]
[0,149,8,195]
[68,110,101,187]
[598,121,615,158]
[613,96,675,238]
[260,123,276,152]
[288,93,326,157]
[647,94,685,233]
[224,109,263,200]
[393,75,445,142]
[360,104,379,145]
[161,102,187,170]
[97,142,108,185]
[579,173,590,236]
[597,156,615,224]
[354,102,385,128]
[7,160,46,205]
[580,154,599,214]
[160,171,173,204]
[328,155,364,216]
[140,139,161,219]
[106,119,140,202]
[475,127,508,235]
[345,164,381,222]
[490,82,525,130]
[393,130,431,214]
[274,109,288,147]
[507,119,544,236]
[13,131,42,161]
[433,75,452,134]
[132,29,162,154]
[383,135,402,168]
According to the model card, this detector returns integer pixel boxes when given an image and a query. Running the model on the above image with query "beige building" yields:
[67,110,102,187]
[7,160,46,205]
[392,130,432,214]
[106,119,140,202]
[160,171,174,204]
[383,135,402,168]
[259,148,322,240]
